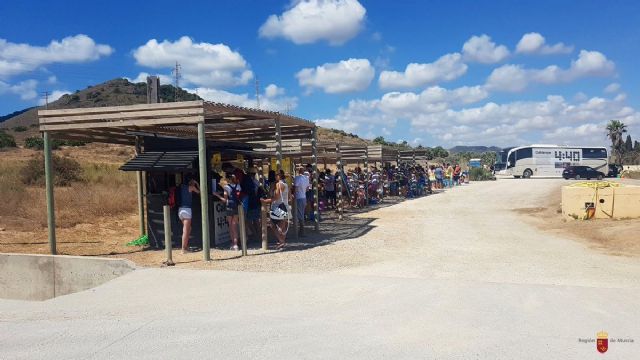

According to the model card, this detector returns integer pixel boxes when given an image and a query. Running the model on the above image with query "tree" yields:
[606,120,627,166]
[373,136,386,145]
[432,146,449,159]
[625,134,633,152]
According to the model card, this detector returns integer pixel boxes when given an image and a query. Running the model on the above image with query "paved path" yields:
[1,179,638,359]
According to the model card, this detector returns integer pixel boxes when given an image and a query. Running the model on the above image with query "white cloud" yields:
[0,35,113,78]
[47,75,57,84]
[296,58,374,94]
[315,118,359,133]
[264,83,285,98]
[0,79,38,100]
[516,32,573,55]
[259,0,366,45]
[317,86,639,147]
[462,34,509,64]
[604,82,621,93]
[378,53,467,89]
[38,89,70,105]
[133,36,253,88]
[487,50,616,92]
[187,86,297,113]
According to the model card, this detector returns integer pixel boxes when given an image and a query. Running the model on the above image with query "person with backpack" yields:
[178,176,200,254]
[261,170,289,249]
[215,173,241,251]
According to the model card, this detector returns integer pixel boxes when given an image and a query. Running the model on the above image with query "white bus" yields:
[506,144,608,178]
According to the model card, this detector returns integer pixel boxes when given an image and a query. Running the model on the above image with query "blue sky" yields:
[1,0,639,147]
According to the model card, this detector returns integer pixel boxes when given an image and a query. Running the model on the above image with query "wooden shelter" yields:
[38,100,318,261]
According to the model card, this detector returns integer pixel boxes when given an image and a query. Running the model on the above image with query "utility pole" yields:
[172,61,181,102]
[41,91,50,109]
[255,77,260,109]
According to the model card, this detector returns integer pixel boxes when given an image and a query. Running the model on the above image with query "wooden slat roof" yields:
[38,100,315,146]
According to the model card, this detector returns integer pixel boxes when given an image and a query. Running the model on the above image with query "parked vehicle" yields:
[562,165,605,180]
[506,145,608,178]
[607,164,622,178]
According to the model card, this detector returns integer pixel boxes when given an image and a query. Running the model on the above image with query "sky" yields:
[1,0,640,148]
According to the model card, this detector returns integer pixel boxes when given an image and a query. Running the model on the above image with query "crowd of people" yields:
[178,161,468,252]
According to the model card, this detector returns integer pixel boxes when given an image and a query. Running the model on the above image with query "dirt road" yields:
[2,178,639,359]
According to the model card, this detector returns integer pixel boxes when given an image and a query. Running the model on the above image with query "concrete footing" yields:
[0,253,136,301]
[562,183,640,220]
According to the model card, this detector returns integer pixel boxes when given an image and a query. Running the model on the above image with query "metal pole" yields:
[163,205,174,266]
[336,143,343,221]
[238,204,248,256]
[43,131,56,255]
[197,122,211,261]
[311,127,320,231]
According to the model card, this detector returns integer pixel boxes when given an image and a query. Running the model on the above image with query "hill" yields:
[0,78,200,132]
[0,77,375,147]
[448,145,502,154]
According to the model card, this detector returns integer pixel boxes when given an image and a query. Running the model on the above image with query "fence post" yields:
[163,205,174,266]
[238,205,248,256]
[261,203,268,250]
[43,131,56,255]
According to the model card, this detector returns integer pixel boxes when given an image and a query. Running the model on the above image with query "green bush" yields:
[12,125,28,132]
[0,131,17,148]
[20,154,84,186]
[25,137,87,150]
[25,137,45,150]
[468,167,496,181]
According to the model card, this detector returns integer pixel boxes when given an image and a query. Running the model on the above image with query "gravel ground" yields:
[120,178,640,291]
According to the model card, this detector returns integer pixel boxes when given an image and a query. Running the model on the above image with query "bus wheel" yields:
[523,169,533,179]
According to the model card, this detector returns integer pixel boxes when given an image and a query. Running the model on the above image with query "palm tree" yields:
[606,120,627,166]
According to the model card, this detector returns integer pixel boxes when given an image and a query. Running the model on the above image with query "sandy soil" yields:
[514,177,640,258]
[2,177,639,279]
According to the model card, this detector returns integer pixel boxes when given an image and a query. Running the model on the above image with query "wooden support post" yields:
[275,117,283,172]
[336,143,343,221]
[311,127,320,231]
[197,122,211,261]
[291,159,298,241]
[163,205,174,266]
[43,131,56,255]
[238,205,248,256]
[261,203,268,250]
[364,147,369,207]
[135,136,145,236]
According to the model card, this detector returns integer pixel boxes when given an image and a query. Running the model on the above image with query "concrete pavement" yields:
[1,179,638,359]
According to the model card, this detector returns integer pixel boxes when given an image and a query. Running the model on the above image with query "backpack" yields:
[168,186,177,208]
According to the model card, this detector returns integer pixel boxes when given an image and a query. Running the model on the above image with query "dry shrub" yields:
[20,154,84,186]
[22,184,137,228]
[2,156,137,230]
[0,162,27,218]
